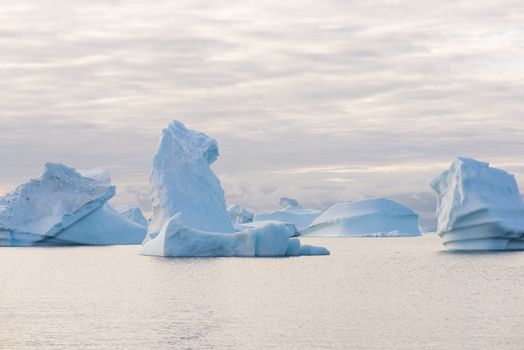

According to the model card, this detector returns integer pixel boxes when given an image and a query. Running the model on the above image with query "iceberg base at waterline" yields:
[140,214,330,257]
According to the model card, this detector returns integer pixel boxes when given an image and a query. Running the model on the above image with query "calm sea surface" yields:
[0,235,523,350]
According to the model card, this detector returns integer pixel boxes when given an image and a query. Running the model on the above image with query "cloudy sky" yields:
[1,0,523,225]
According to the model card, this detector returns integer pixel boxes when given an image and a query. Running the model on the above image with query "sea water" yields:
[0,235,523,349]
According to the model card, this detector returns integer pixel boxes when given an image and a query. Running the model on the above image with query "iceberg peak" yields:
[149,120,233,234]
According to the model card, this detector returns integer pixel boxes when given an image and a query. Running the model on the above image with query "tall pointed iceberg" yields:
[430,157,524,250]
[141,121,329,257]
[148,121,234,234]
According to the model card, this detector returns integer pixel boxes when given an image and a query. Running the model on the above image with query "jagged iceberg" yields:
[227,204,254,224]
[254,197,322,230]
[116,205,149,228]
[430,157,524,251]
[302,198,421,237]
[0,163,147,246]
[140,121,329,257]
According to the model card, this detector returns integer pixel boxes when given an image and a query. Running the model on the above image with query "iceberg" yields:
[140,121,329,257]
[0,163,147,246]
[141,214,329,257]
[254,197,322,230]
[430,157,524,251]
[227,204,254,224]
[302,198,421,237]
[148,121,234,234]
[116,205,149,228]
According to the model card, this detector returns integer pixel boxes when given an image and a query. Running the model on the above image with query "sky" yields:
[1,0,523,225]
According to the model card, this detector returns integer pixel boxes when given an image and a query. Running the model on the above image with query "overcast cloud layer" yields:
[1,0,524,225]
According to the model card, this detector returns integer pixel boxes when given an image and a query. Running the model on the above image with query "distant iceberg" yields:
[0,163,146,246]
[431,157,524,250]
[140,121,329,257]
[302,198,421,237]
[254,197,322,230]
[227,204,254,224]
[116,205,149,228]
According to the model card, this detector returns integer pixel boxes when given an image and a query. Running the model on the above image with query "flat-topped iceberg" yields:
[227,204,254,224]
[141,214,329,257]
[302,198,421,237]
[140,121,329,257]
[0,163,146,246]
[116,205,149,228]
[430,157,524,250]
[254,197,322,230]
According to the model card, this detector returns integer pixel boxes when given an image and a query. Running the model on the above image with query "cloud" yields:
[0,0,523,221]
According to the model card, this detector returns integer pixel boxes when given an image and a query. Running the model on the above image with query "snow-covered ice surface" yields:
[227,204,254,224]
[254,197,322,230]
[0,163,146,246]
[141,121,329,257]
[302,198,421,237]
[430,157,524,251]
[116,205,149,228]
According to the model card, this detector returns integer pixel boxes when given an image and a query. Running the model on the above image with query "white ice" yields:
[141,213,329,257]
[52,204,147,245]
[0,163,146,246]
[430,157,524,250]
[302,198,421,237]
[254,197,322,230]
[141,121,329,257]
[227,204,254,224]
[148,121,234,234]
